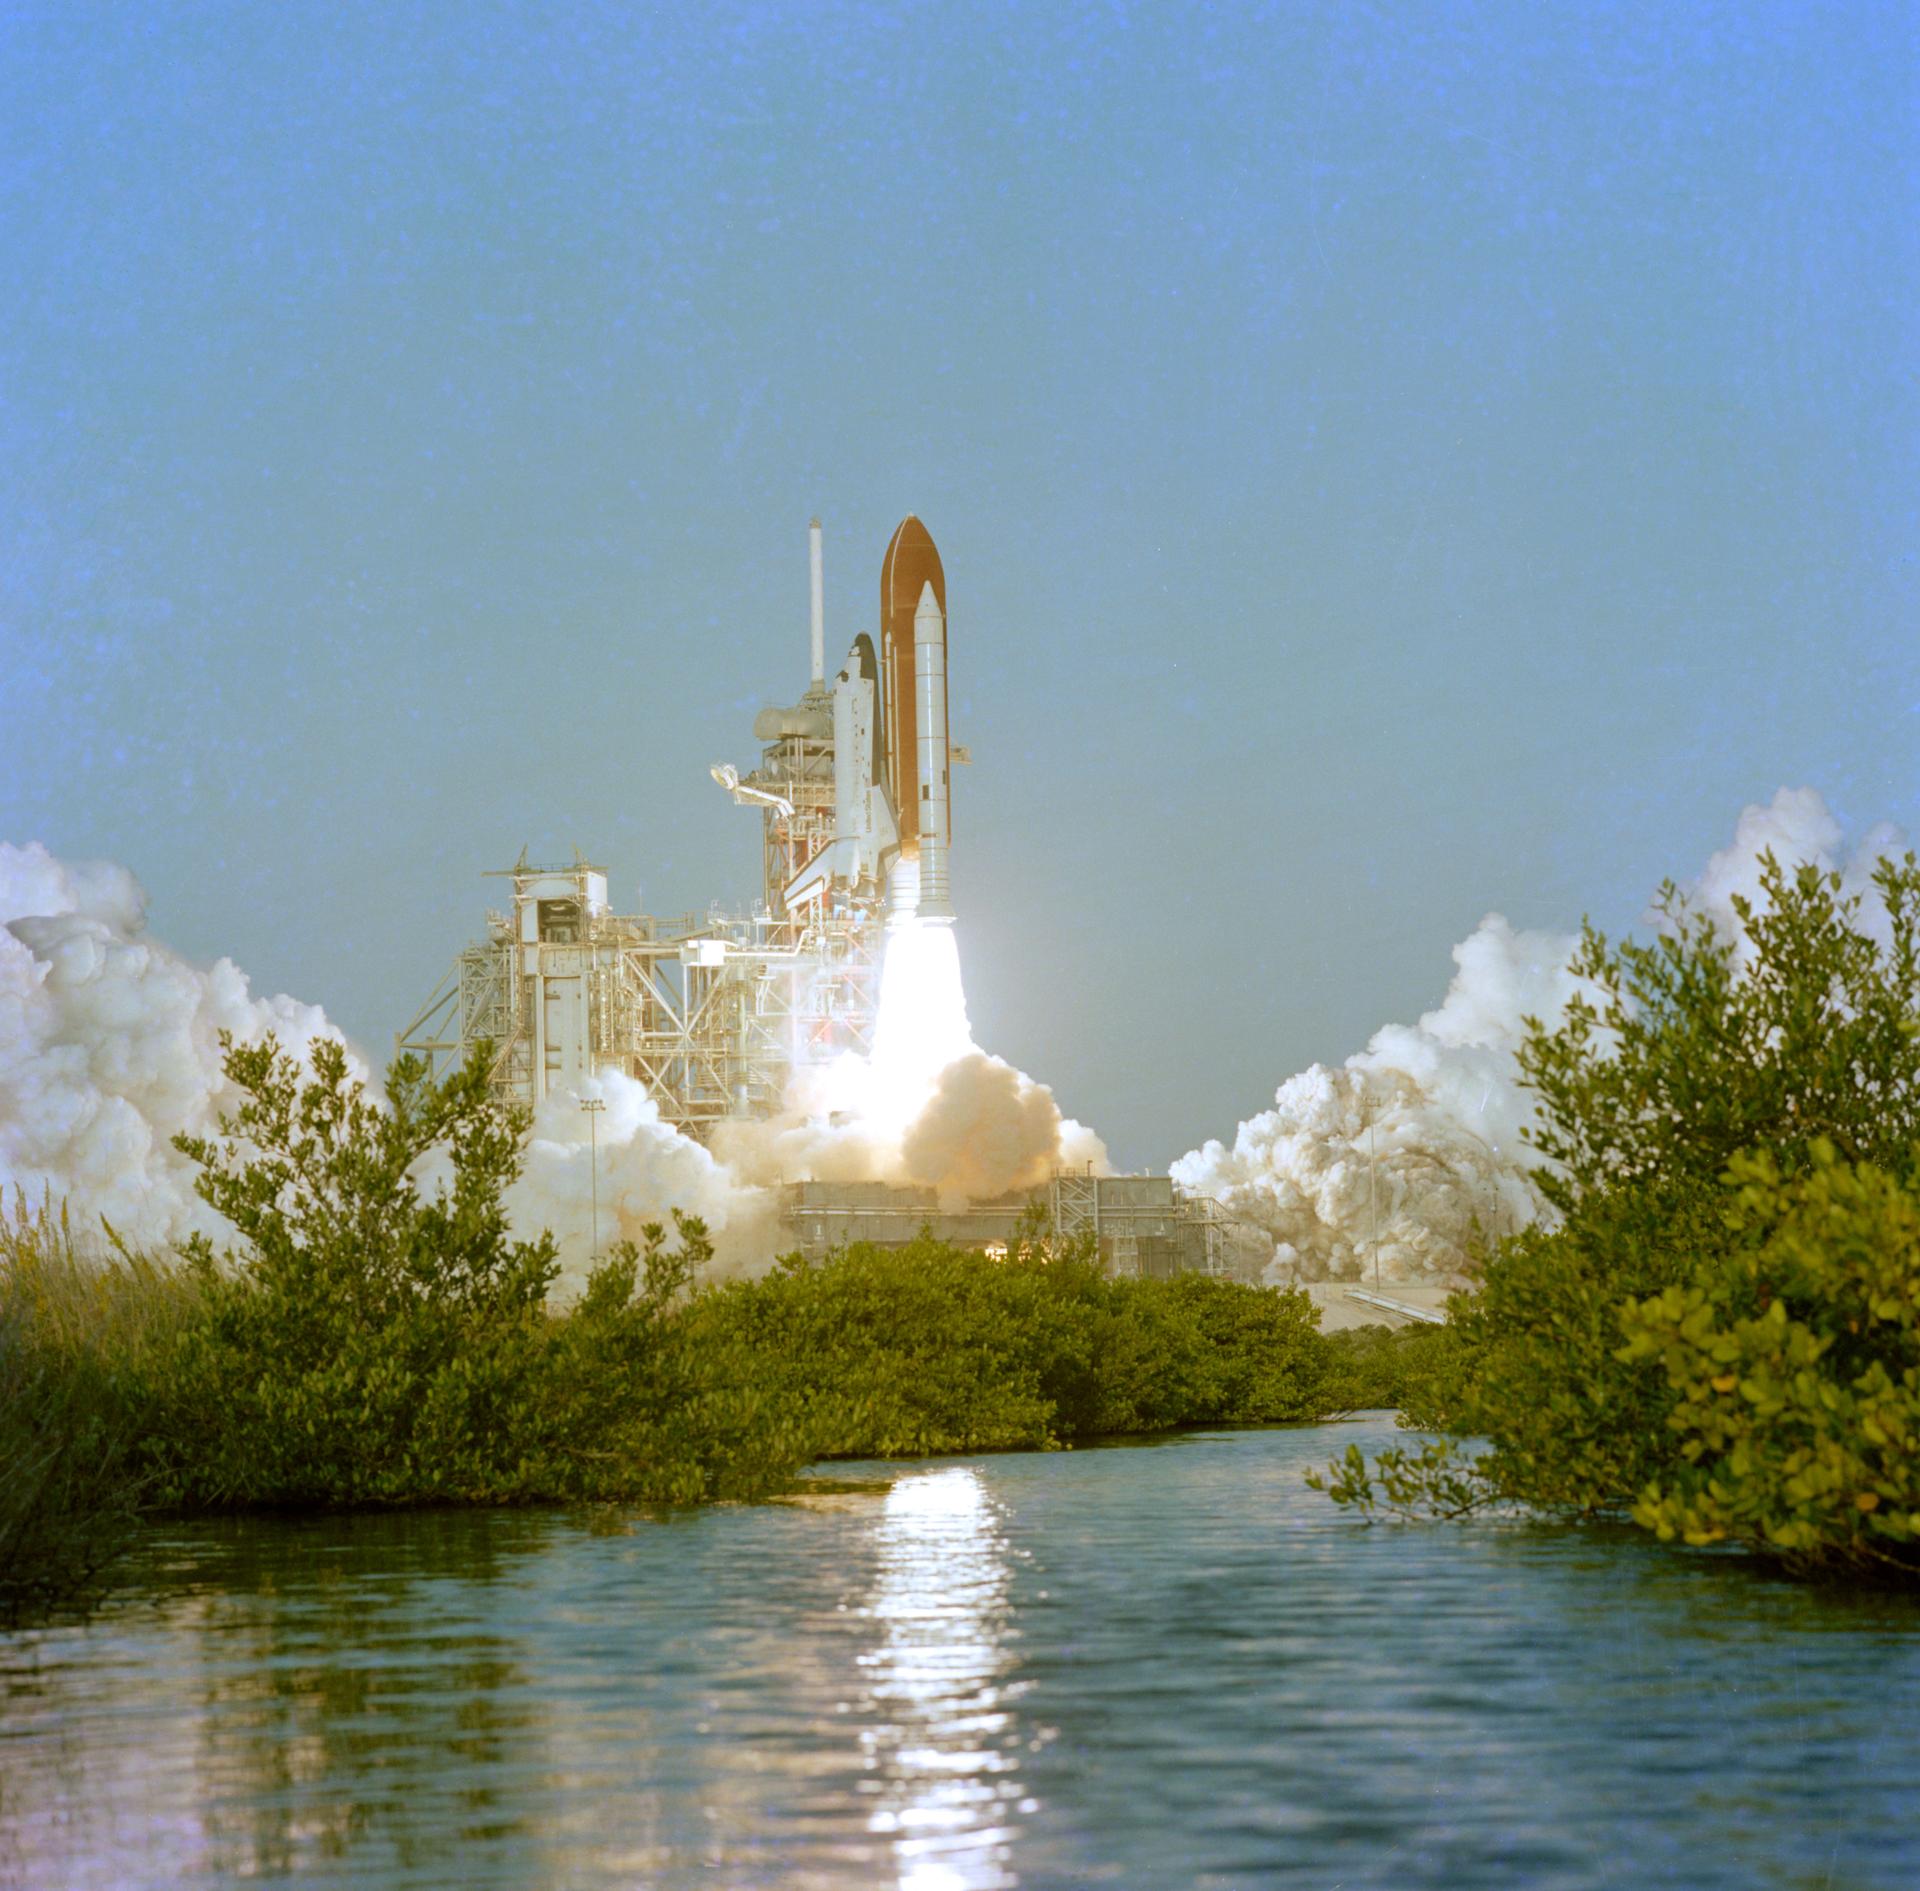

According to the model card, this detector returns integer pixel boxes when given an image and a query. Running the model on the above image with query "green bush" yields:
[521,1215,818,1504]
[1316,852,1920,1577]
[130,1034,811,1512]
[138,1034,559,1508]
[691,1231,1336,1459]
[1315,1323,1443,1415]
[1620,1147,1920,1570]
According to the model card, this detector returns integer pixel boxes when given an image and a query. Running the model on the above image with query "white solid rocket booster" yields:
[913,579,953,920]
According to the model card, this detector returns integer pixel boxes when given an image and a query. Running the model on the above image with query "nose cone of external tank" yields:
[880,515,946,622]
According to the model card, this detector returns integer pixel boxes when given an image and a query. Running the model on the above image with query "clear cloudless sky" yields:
[3,1,1915,1170]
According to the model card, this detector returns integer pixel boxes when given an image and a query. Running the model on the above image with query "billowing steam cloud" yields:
[0,843,1103,1278]
[903,1054,1089,1205]
[0,842,357,1246]
[1173,789,1910,1286]
[512,1074,781,1280]
[712,920,1108,1214]
[709,1052,1105,1212]
[1171,917,1585,1286]
[518,920,1108,1277]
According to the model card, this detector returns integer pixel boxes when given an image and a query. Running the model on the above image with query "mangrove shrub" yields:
[138,1035,811,1510]
[1317,852,1920,1574]
[691,1229,1338,1458]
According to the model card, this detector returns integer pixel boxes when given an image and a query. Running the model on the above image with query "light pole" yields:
[580,1096,607,1257]
[1370,1111,1381,1288]
[1358,1089,1383,1288]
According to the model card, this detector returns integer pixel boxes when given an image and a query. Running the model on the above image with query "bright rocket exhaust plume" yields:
[868,918,1106,1206]
[871,920,975,1132]
[715,916,1108,1217]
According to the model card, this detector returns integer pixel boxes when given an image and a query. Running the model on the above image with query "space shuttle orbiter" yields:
[775,515,955,927]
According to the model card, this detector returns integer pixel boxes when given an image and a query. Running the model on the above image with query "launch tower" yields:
[397,516,960,1134]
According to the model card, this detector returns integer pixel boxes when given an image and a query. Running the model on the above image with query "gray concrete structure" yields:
[778,1174,1258,1279]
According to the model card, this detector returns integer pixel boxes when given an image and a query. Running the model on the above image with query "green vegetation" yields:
[1316,853,1920,1576]
[143,1037,805,1511]
[4,1034,1375,1621]
[690,1223,1340,1460]
[0,1196,190,1623]
[3,1038,813,1620]
[1315,1321,1445,1416]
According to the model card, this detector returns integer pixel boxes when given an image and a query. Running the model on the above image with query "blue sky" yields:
[3,1,1915,1167]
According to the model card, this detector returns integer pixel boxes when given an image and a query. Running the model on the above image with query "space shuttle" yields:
[774,515,955,927]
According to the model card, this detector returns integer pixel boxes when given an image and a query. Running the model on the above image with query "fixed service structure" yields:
[398,516,961,1132]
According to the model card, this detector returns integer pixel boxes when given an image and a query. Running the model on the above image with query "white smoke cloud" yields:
[711,946,1110,1214]
[512,922,1112,1277]
[0,841,356,1246]
[1670,784,1908,955]
[512,1072,781,1288]
[1173,789,1910,1286]
[902,1052,1095,1208]
[1172,915,1583,1286]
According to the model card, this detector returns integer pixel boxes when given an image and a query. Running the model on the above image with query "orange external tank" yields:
[878,515,946,849]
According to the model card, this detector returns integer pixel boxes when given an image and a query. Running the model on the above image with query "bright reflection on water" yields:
[5,1419,1920,1889]
[858,1468,1029,1889]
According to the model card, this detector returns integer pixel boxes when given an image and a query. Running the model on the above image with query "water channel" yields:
[4,1416,1918,1888]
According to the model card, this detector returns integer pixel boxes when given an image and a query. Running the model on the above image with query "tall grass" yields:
[0,1194,195,1622]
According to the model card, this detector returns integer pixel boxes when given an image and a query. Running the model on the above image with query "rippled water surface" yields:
[5,1418,1920,1889]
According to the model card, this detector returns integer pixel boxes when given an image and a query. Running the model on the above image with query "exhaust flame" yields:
[715,913,1106,1218]
[870,918,974,1135]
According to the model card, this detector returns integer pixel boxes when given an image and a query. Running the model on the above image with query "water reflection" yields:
[6,1427,1919,1889]
[0,1510,551,1888]
[858,1468,1033,1890]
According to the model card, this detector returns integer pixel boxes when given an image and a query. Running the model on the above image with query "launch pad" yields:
[397,516,1246,1277]
[394,855,880,1137]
